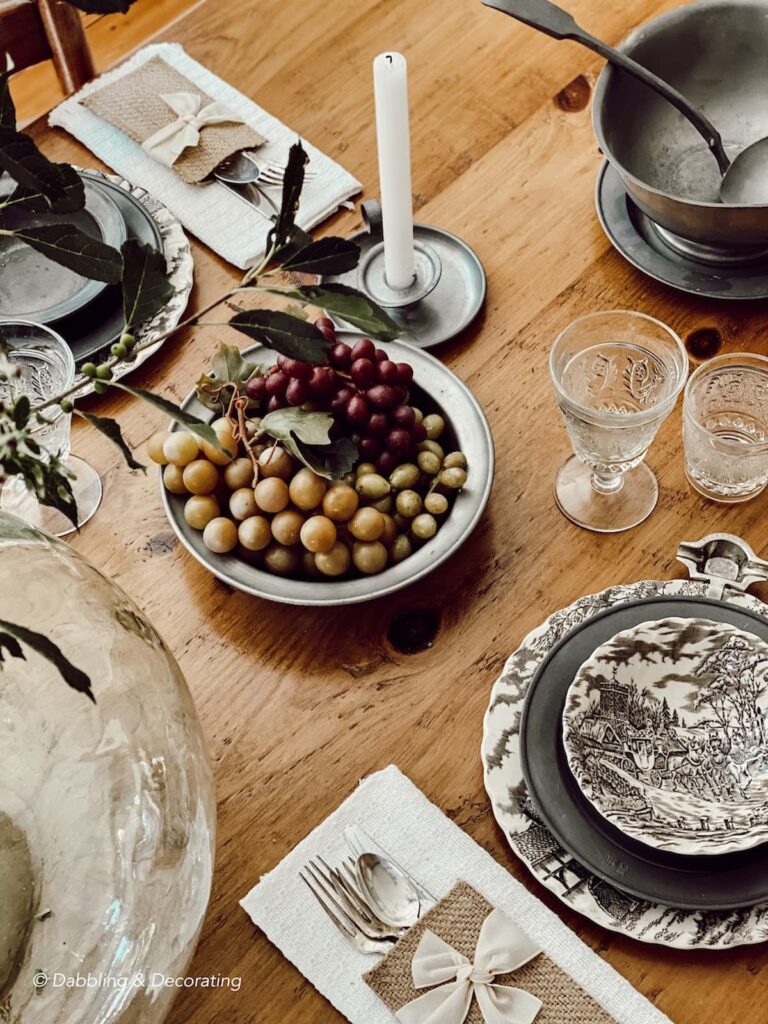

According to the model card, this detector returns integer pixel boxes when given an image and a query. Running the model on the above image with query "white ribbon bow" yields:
[141,92,240,167]
[395,909,542,1024]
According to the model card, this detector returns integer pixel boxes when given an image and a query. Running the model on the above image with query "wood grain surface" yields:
[22,0,768,1021]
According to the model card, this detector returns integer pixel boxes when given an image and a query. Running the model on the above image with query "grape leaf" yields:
[228,309,331,364]
[195,343,260,413]
[11,222,122,283]
[121,238,174,329]
[259,408,357,480]
[74,410,145,472]
[280,236,361,276]
[109,382,231,454]
[263,283,399,340]
[0,618,94,702]
[267,140,307,250]
[0,129,71,204]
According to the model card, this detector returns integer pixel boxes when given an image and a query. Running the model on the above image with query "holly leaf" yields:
[63,0,138,11]
[228,309,331,364]
[265,283,399,340]
[10,222,122,283]
[259,408,357,479]
[0,129,71,205]
[280,236,361,276]
[121,238,173,329]
[267,140,307,250]
[109,382,231,454]
[0,618,94,702]
[74,410,145,472]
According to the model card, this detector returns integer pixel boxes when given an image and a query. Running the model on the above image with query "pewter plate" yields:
[161,336,494,607]
[482,579,768,949]
[596,162,768,300]
[320,224,486,350]
[0,175,126,323]
[563,616,768,857]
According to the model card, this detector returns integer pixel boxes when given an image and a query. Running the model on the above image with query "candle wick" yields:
[386,54,393,63]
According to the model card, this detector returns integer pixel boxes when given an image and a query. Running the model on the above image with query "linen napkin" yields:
[240,766,673,1024]
[50,43,362,268]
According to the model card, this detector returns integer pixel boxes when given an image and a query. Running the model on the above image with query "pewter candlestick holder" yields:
[320,200,486,349]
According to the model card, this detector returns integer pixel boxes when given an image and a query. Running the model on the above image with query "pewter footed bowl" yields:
[593,0,768,260]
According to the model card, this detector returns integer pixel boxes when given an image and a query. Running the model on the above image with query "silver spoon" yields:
[355,853,421,930]
[213,152,280,216]
[484,0,768,205]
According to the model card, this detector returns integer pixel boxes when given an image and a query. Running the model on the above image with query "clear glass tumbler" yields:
[550,310,688,533]
[0,320,102,536]
[683,353,768,503]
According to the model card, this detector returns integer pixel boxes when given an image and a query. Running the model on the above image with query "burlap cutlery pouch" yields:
[82,56,266,183]
[364,881,619,1023]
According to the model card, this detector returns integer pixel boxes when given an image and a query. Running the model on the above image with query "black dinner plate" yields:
[520,594,768,911]
[57,174,163,365]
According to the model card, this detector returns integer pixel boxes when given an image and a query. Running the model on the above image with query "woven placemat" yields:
[82,56,265,183]
[364,881,618,1024]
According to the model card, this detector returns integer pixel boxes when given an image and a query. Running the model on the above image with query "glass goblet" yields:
[550,310,688,533]
[0,320,102,536]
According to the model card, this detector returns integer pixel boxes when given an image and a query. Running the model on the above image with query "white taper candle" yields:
[373,52,415,290]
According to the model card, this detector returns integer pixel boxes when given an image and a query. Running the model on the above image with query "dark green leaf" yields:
[121,238,174,329]
[11,222,122,283]
[228,309,331,363]
[12,395,29,429]
[0,631,24,663]
[0,67,15,132]
[0,129,70,204]
[294,283,400,340]
[109,382,230,454]
[62,0,138,11]
[280,236,360,276]
[292,434,358,480]
[260,408,334,447]
[74,410,145,472]
[3,163,85,215]
[272,227,312,267]
[267,140,307,250]
[0,618,94,702]
[259,408,356,479]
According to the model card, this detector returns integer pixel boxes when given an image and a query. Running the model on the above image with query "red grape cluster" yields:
[244,317,425,474]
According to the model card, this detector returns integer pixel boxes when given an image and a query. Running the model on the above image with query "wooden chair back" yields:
[1,0,95,95]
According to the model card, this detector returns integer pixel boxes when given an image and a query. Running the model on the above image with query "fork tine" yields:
[302,865,363,936]
[299,870,357,940]
[313,857,378,929]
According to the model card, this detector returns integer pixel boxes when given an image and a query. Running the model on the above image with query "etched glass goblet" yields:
[550,311,688,532]
[0,320,102,536]
[683,353,768,503]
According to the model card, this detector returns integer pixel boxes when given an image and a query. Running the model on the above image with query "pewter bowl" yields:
[162,338,494,607]
[593,0,768,257]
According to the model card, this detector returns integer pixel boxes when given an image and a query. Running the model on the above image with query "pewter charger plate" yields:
[161,336,494,606]
[0,175,126,323]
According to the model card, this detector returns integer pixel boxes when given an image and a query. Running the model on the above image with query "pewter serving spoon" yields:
[483,0,768,205]
[213,152,280,215]
[355,853,421,930]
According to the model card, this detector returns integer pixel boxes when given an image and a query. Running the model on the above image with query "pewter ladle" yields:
[483,0,768,205]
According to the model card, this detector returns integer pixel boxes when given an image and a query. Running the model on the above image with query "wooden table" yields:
[27,0,768,1021]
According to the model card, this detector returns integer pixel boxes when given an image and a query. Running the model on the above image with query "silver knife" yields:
[343,825,437,911]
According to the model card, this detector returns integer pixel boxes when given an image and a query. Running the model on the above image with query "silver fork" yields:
[257,159,319,187]
[299,858,393,956]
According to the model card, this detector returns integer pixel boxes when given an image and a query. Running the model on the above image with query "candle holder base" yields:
[320,200,486,350]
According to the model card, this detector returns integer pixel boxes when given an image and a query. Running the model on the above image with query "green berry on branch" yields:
[81,362,97,378]
[120,332,136,349]
[93,381,108,395]
[111,343,128,359]
[95,364,113,381]
[60,399,74,413]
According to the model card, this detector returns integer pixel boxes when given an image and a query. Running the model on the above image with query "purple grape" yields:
[245,376,267,401]
[283,359,312,381]
[286,379,309,406]
[346,394,370,425]
[396,362,414,385]
[330,343,352,370]
[350,358,376,387]
[330,386,355,415]
[411,422,427,443]
[351,338,376,361]
[265,370,289,397]
[359,435,382,459]
[374,348,388,363]
[376,451,398,475]
[315,316,336,341]
[267,395,284,412]
[368,412,389,436]
[378,360,399,385]
[386,428,411,453]
[391,404,415,429]
[367,384,398,410]
[309,366,336,397]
